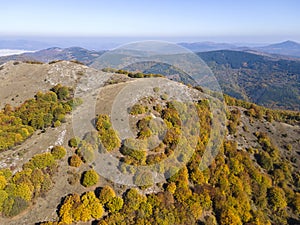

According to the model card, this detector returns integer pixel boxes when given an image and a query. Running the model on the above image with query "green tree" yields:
[96,114,121,152]
[106,196,124,213]
[81,169,99,187]
[69,137,80,148]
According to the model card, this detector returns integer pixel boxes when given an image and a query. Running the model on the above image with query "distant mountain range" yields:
[256,40,300,57]
[0,43,299,110]
[1,39,300,57]
[179,40,300,58]
[178,42,237,52]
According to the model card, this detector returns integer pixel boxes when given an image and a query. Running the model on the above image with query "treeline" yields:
[0,84,82,151]
[102,68,164,78]
[225,94,300,125]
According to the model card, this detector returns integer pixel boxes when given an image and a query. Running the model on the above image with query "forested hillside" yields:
[198,50,300,110]
[0,63,298,225]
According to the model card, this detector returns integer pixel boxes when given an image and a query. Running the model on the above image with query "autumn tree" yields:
[69,154,82,167]
[51,146,66,160]
[268,187,287,211]
[98,185,115,205]
[123,188,146,212]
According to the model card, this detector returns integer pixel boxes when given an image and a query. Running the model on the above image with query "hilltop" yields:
[256,40,300,57]
[0,61,298,224]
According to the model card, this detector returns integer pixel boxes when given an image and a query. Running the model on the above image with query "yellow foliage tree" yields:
[0,176,7,190]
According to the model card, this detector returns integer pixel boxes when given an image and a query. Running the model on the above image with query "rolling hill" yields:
[256,40,300,58]
[178,41,237,52]
[197,50,300,110]
[1,46,300,111]
[0,61,299,224]
[111,50,300,111]
[179,40,300,58]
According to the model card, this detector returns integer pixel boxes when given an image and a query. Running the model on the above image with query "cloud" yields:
[0,49,35,57]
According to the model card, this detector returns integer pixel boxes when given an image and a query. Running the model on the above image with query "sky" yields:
[0,0,300,43]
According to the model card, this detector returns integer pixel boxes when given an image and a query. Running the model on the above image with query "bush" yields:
[30,153,55,169]
[69,154,82,167]
[0,190,8,212]
[99,186,116,204]
[53,120,61,127]
[106,197,124,213]
[267,187,287,211]
[130,104,146,115]
[51,146,66,159]
[0,175,7,190]
[69,137,80,148]
[161,93,168,100]
[81,169,99,187]
[255,152,273,171]
[153,87,160,93]
[96,115,121,152]
[2,196,29,217]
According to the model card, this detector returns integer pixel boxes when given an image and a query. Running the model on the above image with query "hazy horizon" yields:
[0,36,299,51]
[1,0,300,45]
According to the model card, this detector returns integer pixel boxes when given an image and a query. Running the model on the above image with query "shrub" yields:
[0,176,7,190]
[96,115,121,152]
[2,196,29,217]
[51,146,66,160]
[69,154,82,167]
[0,190,8,212]
[69,137,80,148]
[53,120,61,127]
[99,186,116,204]
[30,153,55,169]
[130,104,146,115]
[77,142,95,163]
[153,87,160,93]
[106,197,124,213]
[81,169,99,187]
[161,93,168,100]
[267,187,287,211]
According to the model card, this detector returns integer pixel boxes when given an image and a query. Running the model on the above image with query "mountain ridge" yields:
[0,61,299,224]
[256,40,300,57]
[0,46,299,111]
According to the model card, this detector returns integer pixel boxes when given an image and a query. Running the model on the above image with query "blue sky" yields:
[1,0,300,43]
